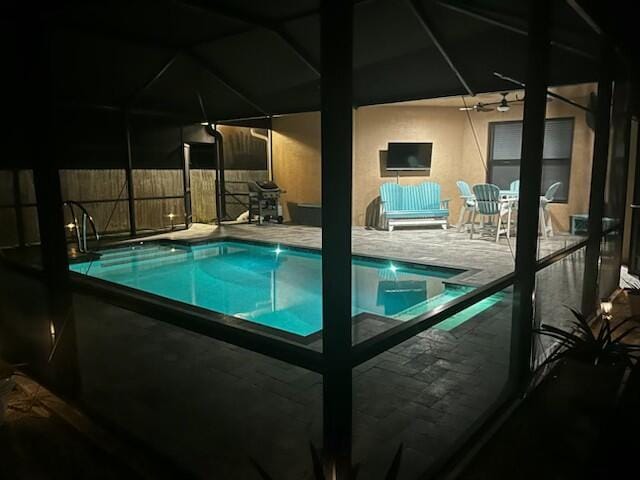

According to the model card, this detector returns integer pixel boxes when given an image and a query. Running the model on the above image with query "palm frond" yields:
[569,308,596,341]
[537,348,572,370]
[609,316,637,334]
[535,306,639,368]
[309,443,326,480]
[250,458,274,480]
[612,326,640,344]
[535,326,581,345]
[384,444,404,480]
[252,443,404,479]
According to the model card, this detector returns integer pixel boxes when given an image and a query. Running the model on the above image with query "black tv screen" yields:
[387,142,432,170]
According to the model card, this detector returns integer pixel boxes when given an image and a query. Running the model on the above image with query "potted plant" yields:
[0,358,15,426]
[534,308,640,410]
[252,443,403,480]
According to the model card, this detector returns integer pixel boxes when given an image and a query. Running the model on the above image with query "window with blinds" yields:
[488,118,574,202]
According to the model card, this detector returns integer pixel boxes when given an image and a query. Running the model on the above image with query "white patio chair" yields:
[539,182,562,239]
[455,180,475,232]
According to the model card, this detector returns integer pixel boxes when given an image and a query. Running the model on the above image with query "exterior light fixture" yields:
[49,321,56,341]
[497,92,510,112]
[167,213,176,231]
[66,223,76,230]
[601,300,613,320]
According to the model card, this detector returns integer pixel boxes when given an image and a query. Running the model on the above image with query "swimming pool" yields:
[70,240,492,337]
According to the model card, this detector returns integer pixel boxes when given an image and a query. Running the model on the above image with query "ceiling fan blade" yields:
[478,100,501,107]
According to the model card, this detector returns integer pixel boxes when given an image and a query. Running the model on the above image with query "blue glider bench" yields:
[379,182,450,231]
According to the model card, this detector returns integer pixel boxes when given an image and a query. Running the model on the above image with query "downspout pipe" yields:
[250,128,271,180]
[205,126,226,222]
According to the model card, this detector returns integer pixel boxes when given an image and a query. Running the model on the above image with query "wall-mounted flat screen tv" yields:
[386,142,433,171]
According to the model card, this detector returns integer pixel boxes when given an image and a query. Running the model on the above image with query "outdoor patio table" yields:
[499,190,519,199]
[499,190,519,238]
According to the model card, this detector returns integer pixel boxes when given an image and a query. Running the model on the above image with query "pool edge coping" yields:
[67,236,488,346]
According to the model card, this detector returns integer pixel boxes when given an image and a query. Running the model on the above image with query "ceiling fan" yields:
[459,92,525,113]
[459,102,494,112]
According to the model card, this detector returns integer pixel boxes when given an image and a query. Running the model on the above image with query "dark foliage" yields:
[535,308,640,368]
[251,442,403,480]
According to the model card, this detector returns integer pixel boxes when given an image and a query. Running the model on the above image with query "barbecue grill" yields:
[247,180,284,224]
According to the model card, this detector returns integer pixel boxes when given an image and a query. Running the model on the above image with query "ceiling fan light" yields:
[497,104,510,112]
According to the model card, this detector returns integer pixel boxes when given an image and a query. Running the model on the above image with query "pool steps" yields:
[98,245,164,260]
[97,245,190,269]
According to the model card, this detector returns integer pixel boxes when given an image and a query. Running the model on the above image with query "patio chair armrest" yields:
[440,199,450,208]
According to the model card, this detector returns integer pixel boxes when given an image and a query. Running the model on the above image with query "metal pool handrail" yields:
[64,201,100,253]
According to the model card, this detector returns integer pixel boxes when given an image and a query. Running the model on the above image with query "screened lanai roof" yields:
[10,1,605,123]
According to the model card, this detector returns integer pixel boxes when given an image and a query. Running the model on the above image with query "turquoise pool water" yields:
[70,241,495,337]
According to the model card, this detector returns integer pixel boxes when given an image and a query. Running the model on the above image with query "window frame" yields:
[487,117,575,203]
